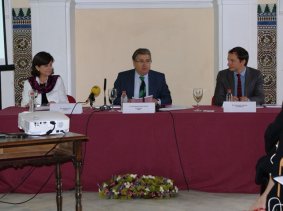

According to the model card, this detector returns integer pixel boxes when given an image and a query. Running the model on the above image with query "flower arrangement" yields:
[98,174,178,199]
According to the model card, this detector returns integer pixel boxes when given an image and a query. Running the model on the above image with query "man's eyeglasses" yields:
[135,60,152,65]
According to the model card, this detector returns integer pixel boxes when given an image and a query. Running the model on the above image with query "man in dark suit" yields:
[113,48,172,105]
[213,46,264,106]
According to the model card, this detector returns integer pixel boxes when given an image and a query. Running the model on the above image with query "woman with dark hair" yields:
[21,51,68,107]
[250,107,283,211]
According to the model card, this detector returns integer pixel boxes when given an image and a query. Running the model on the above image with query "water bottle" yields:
[29,90,35,112]
[226,89,233,102]
[120,91,128,111]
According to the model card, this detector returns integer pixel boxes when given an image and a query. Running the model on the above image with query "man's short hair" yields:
[132,48,151,61]
[228,47,249,66]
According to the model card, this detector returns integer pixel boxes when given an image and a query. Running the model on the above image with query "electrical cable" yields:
[167,110,190,191]
[68,99,102,190]
[69,102,85,115]
[0,166,35,200]
[0,133,66,202]
[45,121,56,135]
[80,108,99,175]
[0,169,55,205]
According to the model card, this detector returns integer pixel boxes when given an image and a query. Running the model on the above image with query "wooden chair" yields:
[277,158,283,197]
[211,96,215,105]
[67,95,76,103]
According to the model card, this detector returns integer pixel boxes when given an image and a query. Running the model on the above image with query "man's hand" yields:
[152,98,158,104]
[232,96,239,101]
[239,96,249,101]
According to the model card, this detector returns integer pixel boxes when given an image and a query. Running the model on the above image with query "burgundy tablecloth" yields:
[172,106,279,193]
[0,106,280,194]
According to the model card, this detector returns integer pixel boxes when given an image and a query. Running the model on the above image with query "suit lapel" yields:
[227,70,235,94]
[127,70,135,98]
[245,67,251,96]
[148,71,154,96]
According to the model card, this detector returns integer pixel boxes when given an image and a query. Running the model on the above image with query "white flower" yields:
[160,187,164,193]
[175,186,178,193]
[167,179,173,185]
[116,176,121,181]
[103,183,107,188]
[148,175,155,179]
[124,182,131,189]
[145,188,150,192]
[113,190,118,195]
[130,174,137,179]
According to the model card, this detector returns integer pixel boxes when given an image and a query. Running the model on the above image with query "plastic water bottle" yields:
[121,91,128,111]
[226,89,233,102]
[29,90,35,112]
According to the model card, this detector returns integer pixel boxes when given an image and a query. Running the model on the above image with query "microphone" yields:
[104,78,106,92]
[103,78,107,105]
[87,85,101,107]
[100,78,111,110]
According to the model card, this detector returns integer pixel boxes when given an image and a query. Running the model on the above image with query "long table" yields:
[0,106,280,194]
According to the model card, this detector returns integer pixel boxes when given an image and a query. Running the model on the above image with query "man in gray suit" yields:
[213,46,264,106]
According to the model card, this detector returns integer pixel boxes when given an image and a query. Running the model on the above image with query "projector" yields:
[18,111,70,135]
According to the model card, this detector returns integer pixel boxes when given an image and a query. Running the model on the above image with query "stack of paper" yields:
[263,104,282,108]
[131,95,153,103]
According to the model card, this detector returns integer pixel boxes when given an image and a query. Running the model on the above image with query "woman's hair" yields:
[31,51,54,77]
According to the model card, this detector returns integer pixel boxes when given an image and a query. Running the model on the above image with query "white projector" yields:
[18,111,70,135]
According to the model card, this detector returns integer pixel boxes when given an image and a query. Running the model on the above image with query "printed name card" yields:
[223,101,256,113]
[122,103,155,114]
[50,103,83,114]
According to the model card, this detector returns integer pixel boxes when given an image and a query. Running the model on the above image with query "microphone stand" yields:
[99,92,110,110]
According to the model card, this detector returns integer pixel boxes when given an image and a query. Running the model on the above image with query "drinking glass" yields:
[193,88,203,112]
[108,88,117,111]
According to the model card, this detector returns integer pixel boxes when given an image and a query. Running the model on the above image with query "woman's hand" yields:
[48,101,56,106]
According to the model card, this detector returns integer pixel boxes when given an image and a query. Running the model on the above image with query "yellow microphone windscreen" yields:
[91,86,101,97]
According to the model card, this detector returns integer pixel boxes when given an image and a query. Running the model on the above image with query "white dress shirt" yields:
[134,71,149,98]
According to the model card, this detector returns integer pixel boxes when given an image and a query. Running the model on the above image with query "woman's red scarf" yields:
[28,75,59,94]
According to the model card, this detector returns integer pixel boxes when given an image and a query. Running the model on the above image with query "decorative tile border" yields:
[12,8,32,106]
[257,4,277,104]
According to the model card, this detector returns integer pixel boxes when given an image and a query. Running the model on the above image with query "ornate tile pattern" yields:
[12,8,32,106]
[257,4,277,104]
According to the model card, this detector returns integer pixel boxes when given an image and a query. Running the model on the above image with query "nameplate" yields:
[50,103,83,114]
[223,101,256,113]
[122,103,155,114]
